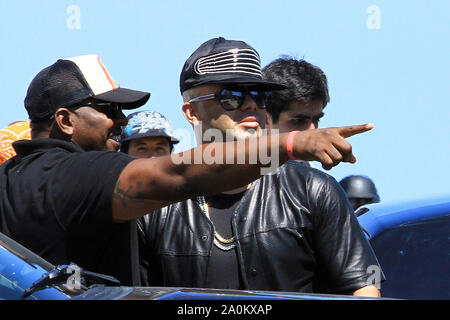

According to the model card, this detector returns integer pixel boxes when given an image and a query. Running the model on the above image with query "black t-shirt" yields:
[204,191,246,289]
[0,138,137,285]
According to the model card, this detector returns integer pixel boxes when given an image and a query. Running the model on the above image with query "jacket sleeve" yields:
[311,176,385,293]
[137,208,168,286]
[137,216,151,286]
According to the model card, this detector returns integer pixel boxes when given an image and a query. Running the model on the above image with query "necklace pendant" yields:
[197,196,236,251]
[213,238,236,251]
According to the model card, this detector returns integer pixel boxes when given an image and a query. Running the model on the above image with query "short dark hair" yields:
[30,118,54,139]
[262,56,330,123]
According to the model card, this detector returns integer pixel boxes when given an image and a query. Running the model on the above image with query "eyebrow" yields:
[133,140,169,147]
[290,112,325,120]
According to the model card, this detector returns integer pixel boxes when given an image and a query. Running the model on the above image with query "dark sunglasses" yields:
[70,102,123,118]
[189,88,271,111]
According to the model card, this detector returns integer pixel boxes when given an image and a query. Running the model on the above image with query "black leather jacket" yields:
[138,161,383,293]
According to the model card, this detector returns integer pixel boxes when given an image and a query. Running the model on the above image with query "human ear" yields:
[53,108,75,136]
[182,102,200,126]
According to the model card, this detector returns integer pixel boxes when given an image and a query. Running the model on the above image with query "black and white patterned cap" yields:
[120,110,179,153]
[179,37,286,93]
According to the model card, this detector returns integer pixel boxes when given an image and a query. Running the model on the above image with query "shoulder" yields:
[19,140,136,184]
[278,160,333,187]
[76,150,135,164]
[13,139,134,167]
[274,161,346,206]
[138,198,197,237]
[52,147,135,171]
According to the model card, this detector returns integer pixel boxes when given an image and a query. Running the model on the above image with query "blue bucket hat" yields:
[120,110,179,153]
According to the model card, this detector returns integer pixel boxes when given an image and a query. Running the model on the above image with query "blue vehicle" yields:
[2,194,448,300]
[357,194,450,300]
[0,231,374,300]
[0,231,70,300]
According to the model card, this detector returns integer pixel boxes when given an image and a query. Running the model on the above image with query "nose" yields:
[239,93,258,112]
[146,151,157,158]
[146,149,167,159]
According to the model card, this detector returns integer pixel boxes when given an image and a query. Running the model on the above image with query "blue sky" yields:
[1,1,449,203]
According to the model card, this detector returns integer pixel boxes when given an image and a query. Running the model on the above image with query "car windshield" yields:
[0,232,74,300]
[0,259,27,299]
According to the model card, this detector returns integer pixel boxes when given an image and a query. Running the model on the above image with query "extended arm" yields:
[112,124,373,222]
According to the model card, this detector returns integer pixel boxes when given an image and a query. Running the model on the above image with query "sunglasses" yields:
[70,102,123,118]
[188,88,271,111]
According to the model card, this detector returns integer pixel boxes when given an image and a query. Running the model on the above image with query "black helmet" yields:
[339,175,380,210]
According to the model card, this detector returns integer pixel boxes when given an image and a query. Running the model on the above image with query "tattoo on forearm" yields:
[113,181,145,208]
[135,181,145,200]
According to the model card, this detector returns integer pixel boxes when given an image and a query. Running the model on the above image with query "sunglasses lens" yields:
[214,89,271,110]
[96,103,122,117]
[249,91,271,109]
[218,89,244,110]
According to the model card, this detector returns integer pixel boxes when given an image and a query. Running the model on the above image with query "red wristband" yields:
[286,131,300,160]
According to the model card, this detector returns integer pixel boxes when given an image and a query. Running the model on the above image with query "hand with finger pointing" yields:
[287,124,374,170]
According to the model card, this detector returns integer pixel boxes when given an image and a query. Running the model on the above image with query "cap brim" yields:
[94,88,150,109]
[121,131,180,144]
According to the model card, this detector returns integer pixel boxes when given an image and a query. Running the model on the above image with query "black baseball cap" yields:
[179,37,286,94]
[25,54,150,121]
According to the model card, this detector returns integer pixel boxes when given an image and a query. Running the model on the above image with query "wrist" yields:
[286,131,300,160]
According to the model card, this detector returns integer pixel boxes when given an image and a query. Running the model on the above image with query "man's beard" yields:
[194,123,261,145]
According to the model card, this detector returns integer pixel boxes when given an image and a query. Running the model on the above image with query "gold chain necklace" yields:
[197,196,236,251]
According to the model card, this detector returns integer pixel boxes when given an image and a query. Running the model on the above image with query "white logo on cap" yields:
[194,48,262,77]
[132,112,173,135]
